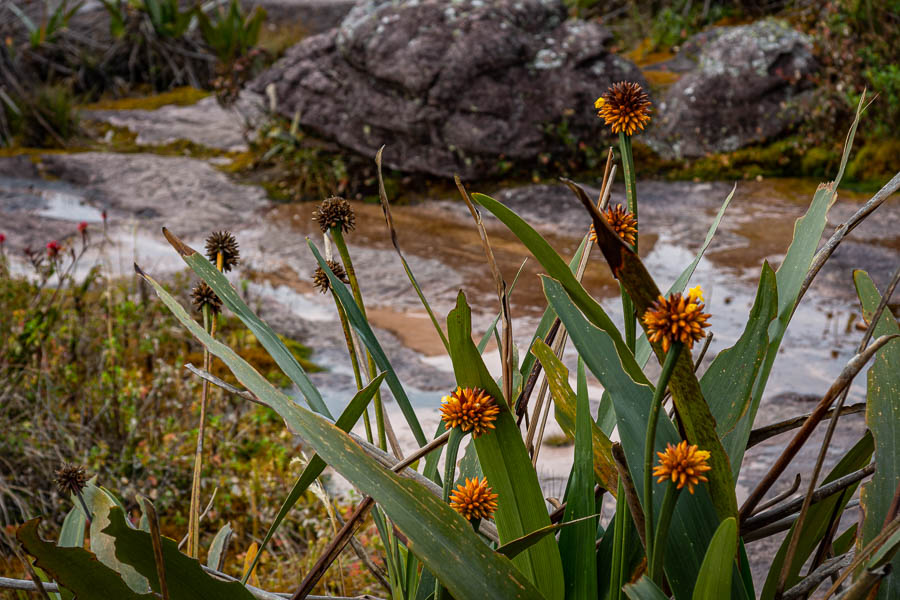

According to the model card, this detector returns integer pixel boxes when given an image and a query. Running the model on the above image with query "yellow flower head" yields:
[643,291,711,353]
[687,285,704,303]
[653,441,711,494]
[589,203,638,247]
[595,81,652,136]
[440,387,499,438]
[450,477,498,521]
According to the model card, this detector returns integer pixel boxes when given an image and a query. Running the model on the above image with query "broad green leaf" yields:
[761,432,874,599]
[854,270,900,600]
[726,102,861,473]
[163,228,330,418]
[532,340,618,493]
[206,523,232,571]
[17,519,155,600]
[243,374,384,581]
[693,517,737,600]
[573,182,736,521]
[447,291,565,600]
[103,508,254,600]
[543,276,747,600]
[624,577,669,600]
[138,266,547,599]
[307,239,428,446]
[705,262,778,472]
[558,352,599,600]
[58,506,85,548]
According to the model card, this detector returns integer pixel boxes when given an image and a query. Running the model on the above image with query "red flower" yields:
[0,233,5,245]
[77,221,88,234]
[46,240,61,258]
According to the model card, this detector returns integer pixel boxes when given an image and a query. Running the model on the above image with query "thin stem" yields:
[609,479,628,600]
[619,132,638,350]
[331,290,372,443]
[643,342,681,565]
[187,303,211,558]
[650,482,680,584]
[331,227,386,451]
[435,428,464,600]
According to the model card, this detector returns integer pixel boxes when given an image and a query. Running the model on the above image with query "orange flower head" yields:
[450,477,498,521]
[653,441,711,494]
[642,288,711,353]
[589,203,638,246]
[439,387,499,438]
[595,81,652,135]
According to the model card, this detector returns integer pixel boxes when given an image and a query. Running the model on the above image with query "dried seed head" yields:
[312,260,350,293]
[439,387,500,438]
[595,81,652,136]
[205,231,240,272]
[590,203,638,246]
[450,477,498,521]
[55,464,88,497]
[652,441,711,494]
[643,288,711,353]
[312,196,356,234]
[191,281,223,315]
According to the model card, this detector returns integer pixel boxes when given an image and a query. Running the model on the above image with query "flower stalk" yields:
[649,481,680,584]
[642,341,682,566]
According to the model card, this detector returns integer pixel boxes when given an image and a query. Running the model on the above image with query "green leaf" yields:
[244,374,384,581]
[137,266,547,600]
[760,432,874,599]
[543,275,747,600]
[693,517,737,600]
[447,291,565,600]
[854,270,900,600]
[531,340,618,493]
[624,577,669,600]
[498,515,600,560]
[58,506,85,548]
[307,238,428,446]
[103,508,255,600]
[558,352,599,600]
[206,523,232,571]
[705,263,778,473]
[17,519,156,600]
[164,229,329,418]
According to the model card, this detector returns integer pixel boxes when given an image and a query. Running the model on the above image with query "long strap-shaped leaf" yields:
[307,238,428,447]
[137,265,544,600]
[162,228,330,418]
[447,291,565,600]
[242,374,384,583]
[571,183,737,521]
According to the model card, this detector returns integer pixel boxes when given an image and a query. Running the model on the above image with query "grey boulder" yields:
[253,0,645,178]
[647,19,818,158]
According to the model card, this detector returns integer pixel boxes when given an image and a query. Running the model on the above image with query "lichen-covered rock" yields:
[647,20,817,158]
[252,0,645,178]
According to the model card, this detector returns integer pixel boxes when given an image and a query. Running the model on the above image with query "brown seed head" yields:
[191,281,223,315]
[642,287,710,353]
[652,441,711,494]
[55,464,88,497]
[595,81,652,136]
[313,196,356,234]
[205,231,240,272]
[312,260,350,293]
[439,387,500,438]
[450,477,498,521]
[590,203,638,246]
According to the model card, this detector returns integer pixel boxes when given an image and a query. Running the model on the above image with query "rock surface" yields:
[647,19,818,158]
[253,0,645,178]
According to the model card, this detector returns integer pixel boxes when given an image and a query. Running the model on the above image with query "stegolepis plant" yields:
[11,86,900,600]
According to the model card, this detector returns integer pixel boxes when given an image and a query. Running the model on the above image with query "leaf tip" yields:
[162,227,196,258]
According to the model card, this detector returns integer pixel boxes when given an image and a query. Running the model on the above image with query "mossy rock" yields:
[80,87,210,111]
[846,139,900,183]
